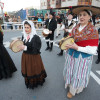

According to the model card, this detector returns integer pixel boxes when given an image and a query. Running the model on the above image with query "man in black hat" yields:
[57,12,76,56]
[44,12,57,51]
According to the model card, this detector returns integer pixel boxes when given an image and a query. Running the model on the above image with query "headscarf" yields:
[82,9,92,16]
[22,20,37,42]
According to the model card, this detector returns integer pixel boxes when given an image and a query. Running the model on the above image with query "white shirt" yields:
[78,25,87,32]
[49,19,51,23]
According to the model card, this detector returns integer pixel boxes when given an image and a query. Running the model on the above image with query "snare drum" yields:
[42,29,50,37]
[59,36,74,50]
[9,39,23,53]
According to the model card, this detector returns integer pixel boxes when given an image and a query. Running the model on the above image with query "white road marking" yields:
[53,42,59,47]
[3,41,10,48]
[96,71,100,75]
[3,36,21,48]
[90,71,100,85]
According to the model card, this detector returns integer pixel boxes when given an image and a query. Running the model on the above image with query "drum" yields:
[42,29,50,37]
[59,36,74,50]
[9,39,23,53]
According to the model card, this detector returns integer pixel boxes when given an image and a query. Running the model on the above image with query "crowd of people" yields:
[0,6,100,99]
[1,15,22,30]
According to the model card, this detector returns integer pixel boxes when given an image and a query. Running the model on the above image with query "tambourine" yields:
[59,36,74,50]
[42,29,50,37]
[9,39,23,53]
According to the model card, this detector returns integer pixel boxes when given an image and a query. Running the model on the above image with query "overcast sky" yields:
[1,0,40,12]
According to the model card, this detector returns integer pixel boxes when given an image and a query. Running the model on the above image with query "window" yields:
[62,0,66,2]
[78,0,92,5]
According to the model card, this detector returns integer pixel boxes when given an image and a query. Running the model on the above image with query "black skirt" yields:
[0,44,17,80]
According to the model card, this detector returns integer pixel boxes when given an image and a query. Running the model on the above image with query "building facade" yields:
[40,0,100,9]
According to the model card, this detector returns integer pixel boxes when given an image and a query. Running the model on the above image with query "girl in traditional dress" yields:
[18,20,47,89]
[0,25,17,80]
[63,8,99,98]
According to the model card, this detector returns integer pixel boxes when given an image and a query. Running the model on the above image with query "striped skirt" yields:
[63,51,93,89]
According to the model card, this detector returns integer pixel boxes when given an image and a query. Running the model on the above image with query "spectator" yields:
[12,16,18,29]
[8,16,13,30]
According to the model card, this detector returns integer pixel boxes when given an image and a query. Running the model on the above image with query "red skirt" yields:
[21,53,47,89]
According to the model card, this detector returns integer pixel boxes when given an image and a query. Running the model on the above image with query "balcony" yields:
[78,0,92,5]
[47,0,50,9]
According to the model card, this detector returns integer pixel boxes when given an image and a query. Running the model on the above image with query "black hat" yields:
[68,12,74,16]
[49,12,55,16]
[49,8,55,16]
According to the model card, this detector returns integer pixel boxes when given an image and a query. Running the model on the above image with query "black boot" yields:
[95,59,100,64]
[49,42,53,51]
[57,50,63,56]
[45,42,50,51]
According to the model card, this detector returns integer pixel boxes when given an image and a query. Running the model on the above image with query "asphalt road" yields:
[0,29,100,100]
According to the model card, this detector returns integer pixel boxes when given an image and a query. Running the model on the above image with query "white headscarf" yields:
[22,20,37,42]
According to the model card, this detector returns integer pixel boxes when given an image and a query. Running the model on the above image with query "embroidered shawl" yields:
[70,22,99,47]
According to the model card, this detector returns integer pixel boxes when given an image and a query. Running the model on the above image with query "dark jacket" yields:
[45,18,57,31]
[22,35,41,54]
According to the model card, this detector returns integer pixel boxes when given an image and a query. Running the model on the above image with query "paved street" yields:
[0,30,100,100]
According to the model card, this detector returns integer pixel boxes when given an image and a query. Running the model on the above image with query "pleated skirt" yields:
[21,53,47,89]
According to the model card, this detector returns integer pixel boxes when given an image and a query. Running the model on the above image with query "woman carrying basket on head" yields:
[63,7,99,98]
[18,20,47,89]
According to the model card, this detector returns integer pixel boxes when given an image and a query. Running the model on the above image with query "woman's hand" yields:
[65,43,78,50]
[17,45,25,51]
[49,31,52,34]
[43,25,46,28]
[65,29,68,32]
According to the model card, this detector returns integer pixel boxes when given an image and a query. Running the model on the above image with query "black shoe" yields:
[49,48,52,51]
[57,52,63,56]
[58,33,61,36]
[45,47,50,51]
[95,59,100,64]
[56,36,58,38]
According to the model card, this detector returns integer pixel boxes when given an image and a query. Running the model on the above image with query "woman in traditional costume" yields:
[63,7,99,98]
[0,25,17,80]
[18,20,47,89]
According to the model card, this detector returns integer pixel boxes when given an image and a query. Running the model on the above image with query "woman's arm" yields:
[66,43,98,55]
[78,46,97,55]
